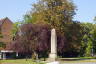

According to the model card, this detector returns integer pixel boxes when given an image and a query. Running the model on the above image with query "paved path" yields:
[61,59,96,64]
[63,62,96,64]
[47,61,96,64]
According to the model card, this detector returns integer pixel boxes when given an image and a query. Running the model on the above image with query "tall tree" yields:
[80,23,94,57]
[22,0,83,57]
[11,23,51,59]
[25,0,76,31]
[85,38,93,57]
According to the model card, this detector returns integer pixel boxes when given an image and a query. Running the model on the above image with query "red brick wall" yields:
[0,18,13,44]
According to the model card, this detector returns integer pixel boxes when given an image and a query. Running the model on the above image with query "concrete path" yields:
[63,62,96,64]
[46,61,96,64]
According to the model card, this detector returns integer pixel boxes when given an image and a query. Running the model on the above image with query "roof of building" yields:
[0,17,13,26]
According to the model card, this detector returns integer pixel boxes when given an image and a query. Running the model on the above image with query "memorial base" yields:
[47,53,57,62]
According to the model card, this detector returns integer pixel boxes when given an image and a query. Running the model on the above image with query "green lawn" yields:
[60,59,96,63]
[0,59,45,64]
[1,58,96,64]
[59,57,96,63]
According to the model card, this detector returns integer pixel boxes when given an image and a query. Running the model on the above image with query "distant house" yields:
[0,17,13,59]
[0,17,13,48]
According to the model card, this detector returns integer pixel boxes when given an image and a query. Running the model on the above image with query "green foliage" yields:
[0,42,6,48]
[19,0,83,57]
[23,15,37,24]
[0,34,3,38]
[24,0,76,31]
[12,22,21,40]
[12,0,96,58]
[80,23,96,57]
[85,38,93,57]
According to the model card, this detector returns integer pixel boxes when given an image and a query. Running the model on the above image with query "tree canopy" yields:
[9,0,96,58]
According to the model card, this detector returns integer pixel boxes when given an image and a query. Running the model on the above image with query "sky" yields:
[73,0,96,23]
[0,0,96,23]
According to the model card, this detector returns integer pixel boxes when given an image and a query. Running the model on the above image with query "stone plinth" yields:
[48,28,57,61]
[46,61,60,64]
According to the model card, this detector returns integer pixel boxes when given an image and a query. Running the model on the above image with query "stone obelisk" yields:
[49,28,57,61]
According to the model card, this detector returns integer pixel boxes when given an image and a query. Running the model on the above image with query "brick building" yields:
[0,17,13,50]
[0,17,13,59]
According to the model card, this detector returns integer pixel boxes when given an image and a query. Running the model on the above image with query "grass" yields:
[0,58,96,64]
[60,57,96,60]
[79,57,96,59]
[0,59,45,64]
[60,59,96,63]
[59,57,96,63]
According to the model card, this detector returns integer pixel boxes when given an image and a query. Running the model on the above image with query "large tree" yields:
[25,0,76,31]
[22,0,83,57]
[80,23,96,57]
[11,23,51,59]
